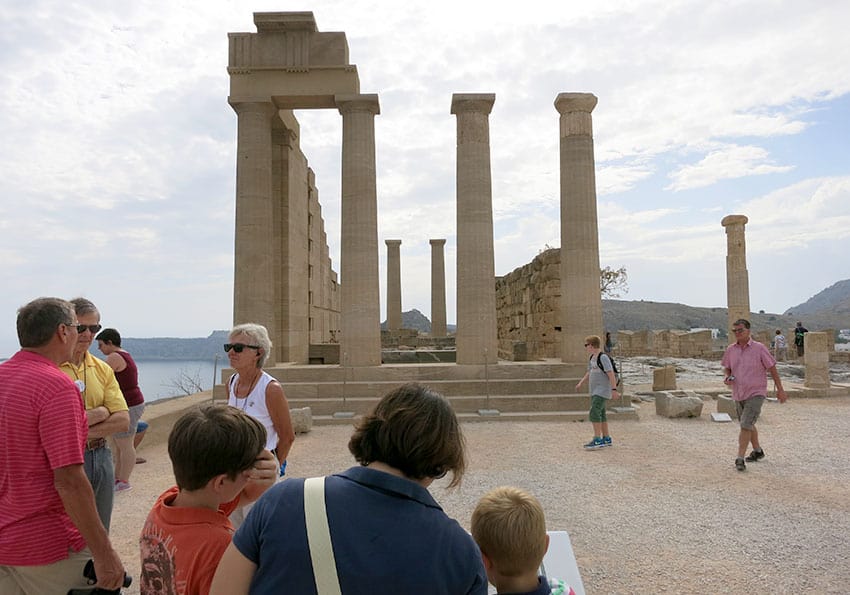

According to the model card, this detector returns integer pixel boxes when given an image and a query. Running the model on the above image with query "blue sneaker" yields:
[601,436,613,447]
[583,437,604,450]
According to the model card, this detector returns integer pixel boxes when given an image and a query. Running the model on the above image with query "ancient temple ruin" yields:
[224,12,629,422]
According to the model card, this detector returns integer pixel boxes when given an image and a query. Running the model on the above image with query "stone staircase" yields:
[216,359,638,425]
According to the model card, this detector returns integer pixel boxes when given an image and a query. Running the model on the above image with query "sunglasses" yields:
[732,328,747,334]
[584,343,591,347]
[75,324,102,334]
[224,343,261,353]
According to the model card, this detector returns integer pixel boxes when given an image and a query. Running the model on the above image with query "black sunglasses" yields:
[76,324,102,334]
[224,343,261,353]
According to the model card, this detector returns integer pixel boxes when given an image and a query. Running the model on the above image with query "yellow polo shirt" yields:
[60,352,128,413]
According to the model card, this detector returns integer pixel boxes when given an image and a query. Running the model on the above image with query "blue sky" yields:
[2,0,849,357]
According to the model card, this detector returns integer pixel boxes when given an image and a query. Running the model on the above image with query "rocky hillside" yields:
[784,279,850,321]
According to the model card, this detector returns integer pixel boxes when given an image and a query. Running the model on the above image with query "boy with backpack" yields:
[575,335,618,449]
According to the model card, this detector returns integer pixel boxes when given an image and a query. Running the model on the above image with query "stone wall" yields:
[617,329,716,358]
[495,248,561,360]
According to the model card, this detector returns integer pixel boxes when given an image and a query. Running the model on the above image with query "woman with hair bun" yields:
[211,383,487,595]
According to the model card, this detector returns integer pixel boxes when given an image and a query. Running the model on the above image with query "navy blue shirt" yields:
[233,466,488,594]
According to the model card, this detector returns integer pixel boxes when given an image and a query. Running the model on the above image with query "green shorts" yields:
[589,395,608,423]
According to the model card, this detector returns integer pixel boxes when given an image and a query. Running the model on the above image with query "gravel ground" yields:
[111,389,850,595]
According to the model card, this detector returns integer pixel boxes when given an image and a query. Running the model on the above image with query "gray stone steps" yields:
[313,408,637,425]
[280,378,584,399]
[288,393,595,416]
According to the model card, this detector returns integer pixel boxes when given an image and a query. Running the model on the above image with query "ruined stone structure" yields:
[452,94,499,365]
[804,331,830,389]
[617,329,716,358]
[430,239,448,338]
[721,214,751,333]
[495,248,561,360]
[222,12,638,424]
[385,240,402,331]
[229,12,363,364]
[557,93,604,363]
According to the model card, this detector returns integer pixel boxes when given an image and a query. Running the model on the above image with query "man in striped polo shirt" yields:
[0,298,126,593]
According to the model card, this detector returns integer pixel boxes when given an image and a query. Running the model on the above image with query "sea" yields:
[135,358,225,403]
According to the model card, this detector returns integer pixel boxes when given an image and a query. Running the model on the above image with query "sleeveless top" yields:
[115,351,144,407]
[227,371,278,452]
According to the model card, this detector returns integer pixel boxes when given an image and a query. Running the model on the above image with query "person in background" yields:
[0,297,126,593]
[139,405,277,595]
[604,331,613,355]
[60,298,129,530]
[773,329,788,362]
[210,383,488,595]
[722,319,788,472]
[472,486,576,595]
[96,327,145,492]
[225,323,295,526]
[135,420,148,464]
[794,321,809,358]
[575,335,618,449]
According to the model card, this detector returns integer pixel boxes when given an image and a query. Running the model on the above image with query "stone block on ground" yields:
[290,407,313,434]
[653,365,677,391]
[715,395,738,419]
[655,391,703,418]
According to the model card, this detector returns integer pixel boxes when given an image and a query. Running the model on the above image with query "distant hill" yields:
[784,279,850,324]
[118,331,229,360]
[381,309,456,333]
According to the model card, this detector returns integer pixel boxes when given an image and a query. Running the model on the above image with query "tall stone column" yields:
[336,94,381,366]
[451,94,498,365]
[555,93,603,363]
[430,239,447,337]
[385,240,402,331]
[721,215,750,333]
[230,100,276,362]
[804,331,830,389]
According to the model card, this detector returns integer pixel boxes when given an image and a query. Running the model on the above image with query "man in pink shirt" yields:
[0,297,126,594]
[721,318,788,472]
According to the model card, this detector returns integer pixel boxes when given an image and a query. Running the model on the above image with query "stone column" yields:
[385,240,402,331]
[451,94,498,365]
[721,215,750,333]
[230,100,276,362]
[804,331,830,389]
[336,94,381,366]
[430,239,447,337]
[555,93,603,363]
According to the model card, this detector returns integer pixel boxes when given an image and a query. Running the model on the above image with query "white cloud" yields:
[666,144,794,191]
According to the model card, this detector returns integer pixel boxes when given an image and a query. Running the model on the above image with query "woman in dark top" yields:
[96,328,145,492]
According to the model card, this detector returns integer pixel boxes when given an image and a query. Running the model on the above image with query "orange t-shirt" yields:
[139,486,240,595]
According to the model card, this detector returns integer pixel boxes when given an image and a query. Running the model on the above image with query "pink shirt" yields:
[721,338,776,401]
[0,350,88,565]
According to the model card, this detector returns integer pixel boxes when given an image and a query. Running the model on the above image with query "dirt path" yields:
[111,393,850,594]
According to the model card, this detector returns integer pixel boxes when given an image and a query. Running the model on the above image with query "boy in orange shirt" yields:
[139,405,277,595]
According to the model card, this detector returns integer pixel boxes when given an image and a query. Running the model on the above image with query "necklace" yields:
[233,370,262,410]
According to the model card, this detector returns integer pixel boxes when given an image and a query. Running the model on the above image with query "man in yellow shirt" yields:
[60,298,129,531]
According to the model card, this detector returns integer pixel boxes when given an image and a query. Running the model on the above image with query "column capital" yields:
[554,93,598,114]
[335,93,380,115]
[385,239,402,247]
[721,214,749,228]
[429,238,446,247]
[451,93,495,115]
[228,97,276,116]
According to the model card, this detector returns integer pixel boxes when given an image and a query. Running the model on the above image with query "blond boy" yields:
[471,487,575,595]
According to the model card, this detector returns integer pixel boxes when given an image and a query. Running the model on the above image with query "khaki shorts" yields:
[736,396,765,430]
[0,548,90,594]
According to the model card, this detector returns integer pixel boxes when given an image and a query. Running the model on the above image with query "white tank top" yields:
[227,371,279,452]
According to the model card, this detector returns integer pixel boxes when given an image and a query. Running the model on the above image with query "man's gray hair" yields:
[230,323,273,368]
[70,297,99,317]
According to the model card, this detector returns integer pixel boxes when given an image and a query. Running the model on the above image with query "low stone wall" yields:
[616,329,718,358]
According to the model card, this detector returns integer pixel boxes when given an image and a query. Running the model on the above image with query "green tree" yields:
[600,266,628,298]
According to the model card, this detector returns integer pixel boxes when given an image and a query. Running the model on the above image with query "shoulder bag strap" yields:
[304,476,342,595]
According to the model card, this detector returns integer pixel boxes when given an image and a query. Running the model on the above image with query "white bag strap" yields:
[304,477,342,595]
